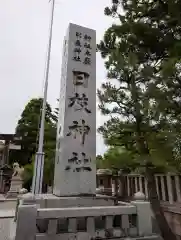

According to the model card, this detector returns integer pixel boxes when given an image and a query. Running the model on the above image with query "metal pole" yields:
[32,0,55,194]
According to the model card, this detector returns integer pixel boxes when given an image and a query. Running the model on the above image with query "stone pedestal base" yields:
[0,194,5,200]
[6,178,22,198]
[21,193,116,208]
[6,191,19,198]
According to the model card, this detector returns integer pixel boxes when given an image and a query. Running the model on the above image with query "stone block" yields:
[131,200,152,237]
[31,194,115,208]
[15,205,37,240]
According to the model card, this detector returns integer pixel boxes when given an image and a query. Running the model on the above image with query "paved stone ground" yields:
[0,218,13,240]
[0,196,17,240]
[0,211,15,240]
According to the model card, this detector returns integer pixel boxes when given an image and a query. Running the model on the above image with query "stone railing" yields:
[96,170,181,204]
[15,197,157,240]
[124,174,181,238]
[125,174,181,204]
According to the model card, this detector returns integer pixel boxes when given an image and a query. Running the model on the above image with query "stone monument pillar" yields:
[53,23,96,196]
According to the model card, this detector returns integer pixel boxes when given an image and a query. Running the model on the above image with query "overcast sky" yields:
[0,0,113,155]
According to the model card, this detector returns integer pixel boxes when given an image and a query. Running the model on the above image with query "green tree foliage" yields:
[13,98,56,165]
[96,155,103,169]
[11,98,57,190]
[23,153,55,191]
[22,162,34,191]
[99,118,178,173]
[52,98,59,124]
[97,147,137,173]
[97,1,180,239]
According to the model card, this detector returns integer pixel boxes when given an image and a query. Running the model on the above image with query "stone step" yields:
[7,234,161,240]
[133,236,162,240]
[100,237,161,240]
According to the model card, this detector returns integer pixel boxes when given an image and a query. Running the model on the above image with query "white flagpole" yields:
[32,0,55,194]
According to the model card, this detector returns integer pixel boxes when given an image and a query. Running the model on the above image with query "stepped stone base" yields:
[6,191,19,199]
[0,194,5,200]
[21,193,116,208]
[6,178,22,199]
[134,237,162,240]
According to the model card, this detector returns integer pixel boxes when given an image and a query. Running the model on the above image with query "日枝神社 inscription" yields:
[66,120,90,145]
[64,152,92,173]
[73,71,89,88]
[68,94,91,113]
[53,23,96,196]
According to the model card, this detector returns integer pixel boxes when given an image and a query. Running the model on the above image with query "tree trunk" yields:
[130,78,176,240]
[145,168,176,240]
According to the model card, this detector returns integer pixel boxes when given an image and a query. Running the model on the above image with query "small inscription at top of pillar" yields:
[72,31,92,65]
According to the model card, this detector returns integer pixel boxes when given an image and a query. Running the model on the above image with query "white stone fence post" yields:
[15,204,37,240]
[14,188,28,222]
[131,192,152,237]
